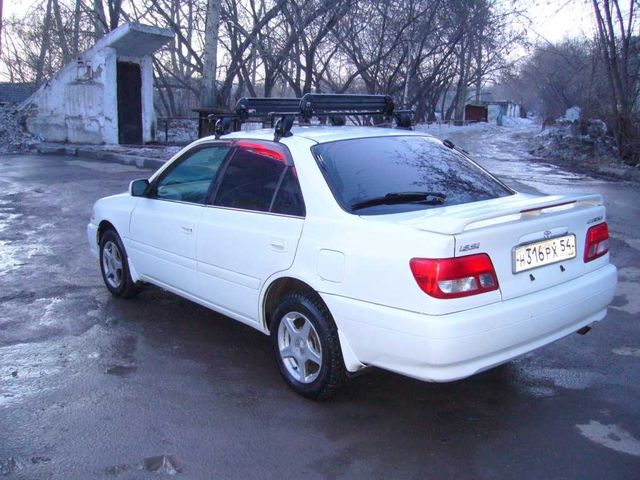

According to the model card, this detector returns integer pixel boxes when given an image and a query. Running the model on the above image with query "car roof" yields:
[209,125,431,144]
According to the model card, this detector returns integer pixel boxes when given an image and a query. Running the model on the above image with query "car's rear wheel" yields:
[270,291,346,400]
[99,229,140,298]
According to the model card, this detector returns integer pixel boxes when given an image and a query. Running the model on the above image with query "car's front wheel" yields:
[99,229,140,298]
[270,291,347,400]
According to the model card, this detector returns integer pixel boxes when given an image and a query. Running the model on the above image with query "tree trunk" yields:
[108,0,123,31]
[52,0,71,63]
[474,30,483,102]
[93,0,107,38]
[200,0,221,108]
[591,0,638,163]
[72,0,81,56]
[35,0,54,87]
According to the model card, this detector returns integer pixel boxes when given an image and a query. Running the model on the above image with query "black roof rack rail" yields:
[204,94,414,141]
[300,93,395,121]
[234,97,300,121]
[206,97,300,138]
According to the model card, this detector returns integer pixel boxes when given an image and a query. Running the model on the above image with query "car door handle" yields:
[180,225,194,235]
[269,239,287,252]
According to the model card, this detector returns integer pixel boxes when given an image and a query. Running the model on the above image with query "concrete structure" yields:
[488,101,522,125]
[21,23,173,145]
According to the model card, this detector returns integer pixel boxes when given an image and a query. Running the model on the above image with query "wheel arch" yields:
[96,218,141,282]
[97,220,117,245]
[260,274,365,373]
[262,275,323,333]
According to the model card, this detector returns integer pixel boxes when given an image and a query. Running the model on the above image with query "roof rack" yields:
[206,94,414,141]
[235,97,300,122]
[300,93,395,121]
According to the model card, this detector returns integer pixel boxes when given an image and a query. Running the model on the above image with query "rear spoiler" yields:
[410,194,603,235]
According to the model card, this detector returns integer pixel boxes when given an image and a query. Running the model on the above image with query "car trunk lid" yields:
[365,193,607,303]
[410,193,605,300]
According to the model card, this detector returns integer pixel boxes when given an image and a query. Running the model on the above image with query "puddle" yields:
[64,160,142,174]
[611,267,640,315]
[105,365,137,376]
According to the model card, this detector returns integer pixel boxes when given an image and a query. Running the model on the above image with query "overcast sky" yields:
[3,0,597,45]
[521,0,596,44]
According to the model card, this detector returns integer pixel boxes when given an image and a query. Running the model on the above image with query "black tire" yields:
[99,229,140,298]
[270,291,347,400]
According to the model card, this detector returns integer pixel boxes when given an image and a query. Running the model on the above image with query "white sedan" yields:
[88,123,617,399]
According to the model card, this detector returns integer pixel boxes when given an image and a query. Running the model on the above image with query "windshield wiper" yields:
[351,191,447,211]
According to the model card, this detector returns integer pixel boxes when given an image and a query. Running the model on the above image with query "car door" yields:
[127,144,230,295]
[197,142,306,324]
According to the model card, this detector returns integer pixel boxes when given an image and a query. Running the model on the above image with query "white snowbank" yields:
[415,117,538,139]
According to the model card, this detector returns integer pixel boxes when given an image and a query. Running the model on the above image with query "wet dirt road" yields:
[1,139,639,479]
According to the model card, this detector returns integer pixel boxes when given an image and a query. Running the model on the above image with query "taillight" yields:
[236,140,287,162]
[584,222,609,262]
[410,254,499,299]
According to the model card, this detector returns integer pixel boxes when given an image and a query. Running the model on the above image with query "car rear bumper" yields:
[322,263,617,382]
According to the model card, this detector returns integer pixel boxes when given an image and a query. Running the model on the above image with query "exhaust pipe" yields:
[576,326,592,335]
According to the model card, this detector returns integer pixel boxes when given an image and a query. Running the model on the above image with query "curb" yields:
[35,144,166,170]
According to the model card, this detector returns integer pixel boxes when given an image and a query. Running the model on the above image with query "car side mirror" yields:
[129,179,150,197]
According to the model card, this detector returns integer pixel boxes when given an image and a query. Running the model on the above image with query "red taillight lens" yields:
[410,254,499,299]
[584,222,609,262]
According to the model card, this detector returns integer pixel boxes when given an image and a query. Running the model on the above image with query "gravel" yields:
[0,106,40,154]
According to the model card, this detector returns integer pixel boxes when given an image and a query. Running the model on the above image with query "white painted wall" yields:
[24,48,118,144]
[21,23,170,145]
[487,102,522,124]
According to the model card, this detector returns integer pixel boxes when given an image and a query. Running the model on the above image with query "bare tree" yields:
[0,0,521,124]
[592,0,640,163]
[35,0,54,87]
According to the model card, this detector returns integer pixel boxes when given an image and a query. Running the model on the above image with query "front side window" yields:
[155,146,229,204]
[214,148,288,213]
[312,136,513,215]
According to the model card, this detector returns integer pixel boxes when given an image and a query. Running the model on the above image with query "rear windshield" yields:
[312,135,513,215]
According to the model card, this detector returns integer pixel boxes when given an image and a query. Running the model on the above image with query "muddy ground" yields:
[1,123,639,479]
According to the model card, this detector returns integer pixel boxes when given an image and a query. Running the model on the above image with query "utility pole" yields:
[200,0,221,108]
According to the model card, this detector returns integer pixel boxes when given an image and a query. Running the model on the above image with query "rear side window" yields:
[214,148,287,212]
[271,168,305,216]
[312,136,513,215]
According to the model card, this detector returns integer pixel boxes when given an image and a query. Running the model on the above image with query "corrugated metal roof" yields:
[0,83,35,104]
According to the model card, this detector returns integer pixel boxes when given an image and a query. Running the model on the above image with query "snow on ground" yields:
[415,117,537,139]
[416,118,615,194]
[157,118,198,145]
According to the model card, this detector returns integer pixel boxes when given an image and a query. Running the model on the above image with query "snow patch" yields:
[576,421,640,457]
[612,347,640,357]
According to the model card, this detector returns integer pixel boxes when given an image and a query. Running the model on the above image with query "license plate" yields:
[513,234,576,273]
